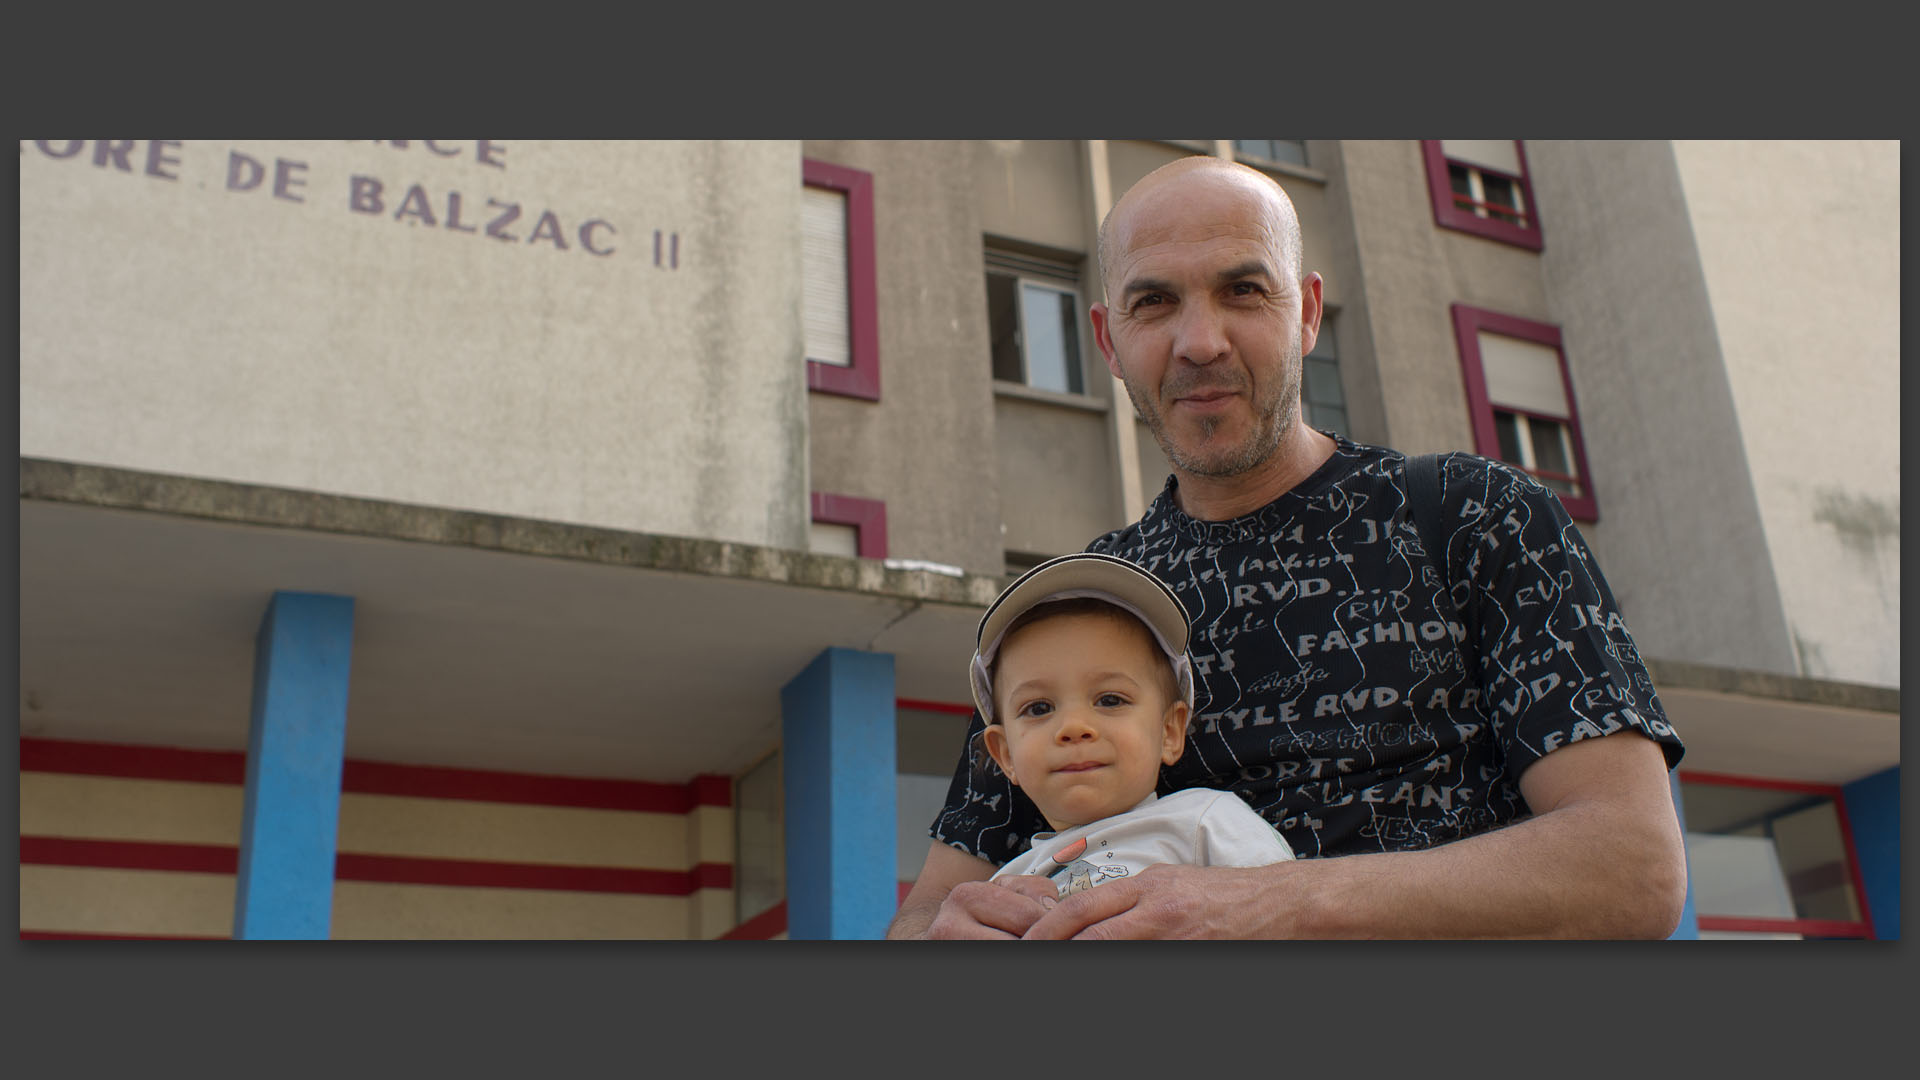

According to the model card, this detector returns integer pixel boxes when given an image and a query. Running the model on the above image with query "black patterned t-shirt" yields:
[931,436,1683,863]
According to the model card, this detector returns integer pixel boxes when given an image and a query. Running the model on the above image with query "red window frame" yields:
[1421,140,1543,251]
[809,491,887,559]
[1450,304,1598,523]
[802,158,880,401]
[1677,769,1876,939]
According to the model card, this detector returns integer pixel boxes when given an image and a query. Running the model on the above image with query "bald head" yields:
[1096,157,1304,302]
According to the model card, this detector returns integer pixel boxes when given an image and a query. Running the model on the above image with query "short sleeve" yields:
[927,710,1048,866]
[1439,456,1684,778]
[1194,792,1296,867]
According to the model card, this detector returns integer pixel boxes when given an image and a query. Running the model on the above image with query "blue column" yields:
[1842,766,1898,940]
[233,591,356,940]
[781,647,896,940]
[1668,771,1700,940]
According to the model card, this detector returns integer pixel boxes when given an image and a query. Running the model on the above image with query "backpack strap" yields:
[1404,452,1448,570]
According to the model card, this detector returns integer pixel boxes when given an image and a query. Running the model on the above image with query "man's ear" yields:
[982,724,1020,786]
[1090,303,1122,379]
[1161,701,1190,766]
[1297,271,1324,358]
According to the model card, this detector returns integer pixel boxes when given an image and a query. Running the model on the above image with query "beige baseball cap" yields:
[969,552,1194,723]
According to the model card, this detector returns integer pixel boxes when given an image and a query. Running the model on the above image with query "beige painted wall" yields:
[20,139,810,551]
[20,768,730,939]
[1671,141,1900,687]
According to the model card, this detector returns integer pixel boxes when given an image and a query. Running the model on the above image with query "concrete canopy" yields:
[19,460,997,784]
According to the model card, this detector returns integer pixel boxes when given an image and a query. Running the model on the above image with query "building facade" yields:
[18,139,1898,939]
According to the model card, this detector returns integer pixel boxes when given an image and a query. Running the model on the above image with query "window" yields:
[1679,771,1875,939]
[733,751,783,926]
[1302,315,1347,437]
[1234,139,1308,168]
[985,247,1088,396]
[1422,140,1542,251]
[1451,304,1597,522]
[802,159,879,400]
[810,491,887,559]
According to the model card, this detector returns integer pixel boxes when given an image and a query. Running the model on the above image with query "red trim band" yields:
[896,697,975,717]
[1696,916,1871,939]
[23,836,735,896]
[1677,769,1840,796]
[22,738,731,811]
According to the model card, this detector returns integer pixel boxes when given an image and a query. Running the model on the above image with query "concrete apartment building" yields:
[18,139,1898,940]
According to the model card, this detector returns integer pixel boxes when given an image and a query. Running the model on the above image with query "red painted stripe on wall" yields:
[21,738,732,811]
[23,836,238,874]
[22,739,245,785]
[22,835,734,897]
[21,930,228,941]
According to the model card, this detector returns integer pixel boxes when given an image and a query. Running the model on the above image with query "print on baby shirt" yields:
[1044,837,1124,895]
[935,436,1683,865]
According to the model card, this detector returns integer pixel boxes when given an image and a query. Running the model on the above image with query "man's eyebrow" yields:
[1119,275,1173,302]
[1216,260,1277,285]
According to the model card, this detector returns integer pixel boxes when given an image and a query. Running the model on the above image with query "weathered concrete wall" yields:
[1526,140,1798,675]
[1337,139,1545,456]
[802,140,1006,575]
[1670,140,1900,686]
[19,139,809,550]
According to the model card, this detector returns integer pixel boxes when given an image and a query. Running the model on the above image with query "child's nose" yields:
[1055,711,1097,741]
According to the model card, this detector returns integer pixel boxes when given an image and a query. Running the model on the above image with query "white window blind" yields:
[1478,331,1568,417]
[1441,139,1522,176]
[802,185,851,367]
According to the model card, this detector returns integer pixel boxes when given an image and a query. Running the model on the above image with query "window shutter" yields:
[1477,331,1569,417]
[802,185,851,367]
[1441,140,1523,176]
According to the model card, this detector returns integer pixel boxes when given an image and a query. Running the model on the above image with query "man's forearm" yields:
[886,898,942,940]
[1269,797,1685,939]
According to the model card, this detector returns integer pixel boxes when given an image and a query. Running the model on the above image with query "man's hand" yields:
[1020,863,1292,939]
[923,875,1059,939]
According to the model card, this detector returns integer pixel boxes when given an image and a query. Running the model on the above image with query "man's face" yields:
[981,611,1187,832]
[1092,175,1321,480]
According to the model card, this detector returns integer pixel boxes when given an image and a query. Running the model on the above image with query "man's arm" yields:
[887,842,1060,939]
[1021,731,1687,939]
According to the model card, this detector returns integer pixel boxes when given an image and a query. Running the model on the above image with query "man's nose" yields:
[1172,299,1230,366]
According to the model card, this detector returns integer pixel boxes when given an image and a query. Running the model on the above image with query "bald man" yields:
[890,156,1688,939]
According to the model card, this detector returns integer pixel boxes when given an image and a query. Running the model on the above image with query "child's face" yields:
[982,611,1188,832]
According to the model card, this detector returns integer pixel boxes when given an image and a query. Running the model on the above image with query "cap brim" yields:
[970,552,1191,720]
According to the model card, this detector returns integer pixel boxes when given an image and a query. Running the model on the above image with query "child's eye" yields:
[1095,693,1130,708]
[1017,700,1053,720]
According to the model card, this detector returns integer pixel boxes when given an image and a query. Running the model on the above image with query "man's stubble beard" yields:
[1122,344,1303,481]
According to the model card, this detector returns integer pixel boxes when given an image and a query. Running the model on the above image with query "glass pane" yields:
[1493,410,1522,464]
[1480,172,1520,219]
[735,753,783,924]
[1020,282,1082,394]
[1679,781,1864,924]
[1449,163,1473,201]
[1304,356,1344,407]
[1308,403,1348,437]
[986,272,1022,383]
[1527,416,1573,475]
